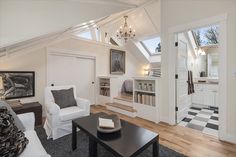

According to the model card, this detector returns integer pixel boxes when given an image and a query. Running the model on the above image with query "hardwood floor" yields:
[91,105,236,157]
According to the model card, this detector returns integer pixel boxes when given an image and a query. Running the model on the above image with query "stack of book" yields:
[151,68,161,77]
[98,117,114,129]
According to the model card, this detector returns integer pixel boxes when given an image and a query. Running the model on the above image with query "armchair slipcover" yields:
[43,85,90,140]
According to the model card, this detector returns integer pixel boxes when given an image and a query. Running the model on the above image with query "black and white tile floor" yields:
[178,106,219,137]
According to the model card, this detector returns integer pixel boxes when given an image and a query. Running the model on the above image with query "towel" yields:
[188,71,194,95]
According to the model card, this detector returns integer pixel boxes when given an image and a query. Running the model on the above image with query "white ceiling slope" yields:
[99,0,160,43]
[0,0,137,48]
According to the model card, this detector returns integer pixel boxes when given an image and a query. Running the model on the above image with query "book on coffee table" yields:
[98,117,114,129]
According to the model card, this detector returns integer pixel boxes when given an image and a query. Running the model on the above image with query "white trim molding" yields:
[167,13,231,142]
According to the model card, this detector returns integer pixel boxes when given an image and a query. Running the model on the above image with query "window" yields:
[192,25,219,47]
[94,28,100,41]
[77,31,92,40]
[110,38,119,46]
[141,37,161,55]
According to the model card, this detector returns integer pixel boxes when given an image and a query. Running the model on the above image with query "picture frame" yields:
[0,71,35,100]
[110,49,125,75]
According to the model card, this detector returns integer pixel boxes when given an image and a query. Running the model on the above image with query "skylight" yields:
[192,25,219,47]
[77,31,92,40]
[141,37,161,55]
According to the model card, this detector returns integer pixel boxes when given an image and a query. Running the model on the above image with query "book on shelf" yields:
[136,93,155,106]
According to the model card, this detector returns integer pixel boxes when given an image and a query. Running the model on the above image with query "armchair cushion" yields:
[51,88,77,109]
[45,102,60,115]
[59,106,87,121]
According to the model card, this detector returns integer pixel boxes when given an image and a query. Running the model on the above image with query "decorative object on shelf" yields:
[143,68,161,77]
[116,16,135,42]
[110,49,125,75]
[97,114,121,133]
[0,71,35,100]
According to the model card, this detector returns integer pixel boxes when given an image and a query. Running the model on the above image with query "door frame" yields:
[167,14,228,141]
[46,48,97,105]
[175,39,189,124]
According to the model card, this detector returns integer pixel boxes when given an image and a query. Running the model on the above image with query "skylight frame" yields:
[192,25,219,48]
[140,36,161,56]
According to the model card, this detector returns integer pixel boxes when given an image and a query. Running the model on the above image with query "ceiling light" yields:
[116,16,135,42]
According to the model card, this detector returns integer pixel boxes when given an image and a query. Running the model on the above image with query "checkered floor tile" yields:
[178,106,219,137]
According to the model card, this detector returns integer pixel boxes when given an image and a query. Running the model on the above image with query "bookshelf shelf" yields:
[133,77,160,123]
[99,78,110,97]
[97,76,119,105]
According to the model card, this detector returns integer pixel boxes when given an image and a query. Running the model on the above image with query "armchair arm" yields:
[45,102,60,115]
[75,97,91,115]
[17,112,35,131]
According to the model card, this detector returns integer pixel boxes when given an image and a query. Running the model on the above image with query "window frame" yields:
[140,36,161,56]
[192,25,219,48]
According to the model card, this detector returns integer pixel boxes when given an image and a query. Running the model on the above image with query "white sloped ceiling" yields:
[0,0,135,48]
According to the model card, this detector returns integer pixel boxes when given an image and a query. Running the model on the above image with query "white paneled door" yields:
[47,53,95,104]
[176,40,191,123]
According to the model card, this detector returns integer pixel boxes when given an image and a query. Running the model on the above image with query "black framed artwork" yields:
[110,49,125,75]
[0,71,35,99]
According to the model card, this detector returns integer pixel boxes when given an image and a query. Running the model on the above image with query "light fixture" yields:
[116,16,135,42]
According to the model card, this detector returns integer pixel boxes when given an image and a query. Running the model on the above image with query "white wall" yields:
[0,48,47,105]
[0,37,144,113]
[0,0,132,47]
[161,0,236,141]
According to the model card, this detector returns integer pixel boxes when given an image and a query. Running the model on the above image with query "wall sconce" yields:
[144,69,150,76]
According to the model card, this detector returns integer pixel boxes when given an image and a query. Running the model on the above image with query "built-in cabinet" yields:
[97,76,119,105]
[192,83,218,107]
[133,77,160,123]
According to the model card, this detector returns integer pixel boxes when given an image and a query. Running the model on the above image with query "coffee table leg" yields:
[72,122,77,150]
[153,137,159,157]
[89,138,97,157]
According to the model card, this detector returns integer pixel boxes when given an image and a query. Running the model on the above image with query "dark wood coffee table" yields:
[72,113,159,157]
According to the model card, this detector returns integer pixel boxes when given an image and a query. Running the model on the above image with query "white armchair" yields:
[43,85,90,140]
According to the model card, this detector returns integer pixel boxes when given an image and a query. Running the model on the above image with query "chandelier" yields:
[116,16,135,42]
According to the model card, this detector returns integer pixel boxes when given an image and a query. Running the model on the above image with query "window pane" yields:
[192,25,219,47]
[77,31,92,40]
[141,37,161,55]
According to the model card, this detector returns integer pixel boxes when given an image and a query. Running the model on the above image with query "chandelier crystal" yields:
[116,16,135,42]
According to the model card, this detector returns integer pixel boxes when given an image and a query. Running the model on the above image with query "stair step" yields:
[113,95,133,103]
[106,103,137,113]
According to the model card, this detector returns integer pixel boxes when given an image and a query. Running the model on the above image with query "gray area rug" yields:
[36,127,186,157]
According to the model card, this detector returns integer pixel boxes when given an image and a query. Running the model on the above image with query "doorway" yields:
[169,14,227,140]
[47,50,96,104]
[175,25,220,137]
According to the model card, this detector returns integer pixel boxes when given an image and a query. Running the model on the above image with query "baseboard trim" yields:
[221,134,236,144]
[159,116,170,124]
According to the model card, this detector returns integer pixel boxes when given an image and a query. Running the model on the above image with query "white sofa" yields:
[18,112,50,157]
[44,85,91,140]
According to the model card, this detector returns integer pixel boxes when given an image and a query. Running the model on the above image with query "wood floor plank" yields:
[91,105,236,157]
